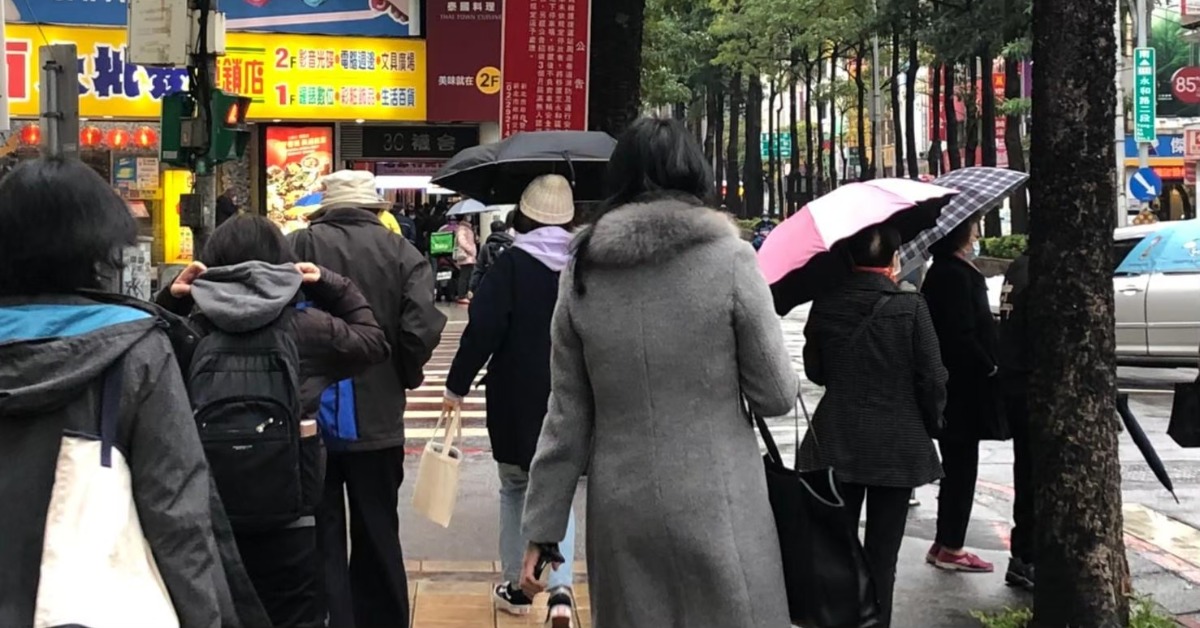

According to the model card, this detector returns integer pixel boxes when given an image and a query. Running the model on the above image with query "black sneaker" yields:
[546,586,575,628]
[1005,557,1036,591]
[492,582,532,616]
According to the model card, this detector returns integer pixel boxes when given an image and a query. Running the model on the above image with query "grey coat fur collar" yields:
[583,197,740,267]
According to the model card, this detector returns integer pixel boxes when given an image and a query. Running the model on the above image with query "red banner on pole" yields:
[426,0,504,123]
[499,0,591,137]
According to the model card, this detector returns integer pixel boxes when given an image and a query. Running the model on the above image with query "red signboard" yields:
[427,0,504,122]
[500,0,591,137]
[263,126,334,220]
[1173,67,1200,105]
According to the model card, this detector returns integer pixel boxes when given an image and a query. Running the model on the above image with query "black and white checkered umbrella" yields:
[898,167,1029,277]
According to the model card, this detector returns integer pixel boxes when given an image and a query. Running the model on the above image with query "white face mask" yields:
[969,241,981,259]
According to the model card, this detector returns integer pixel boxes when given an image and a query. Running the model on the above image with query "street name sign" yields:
[1135,47,1157,144]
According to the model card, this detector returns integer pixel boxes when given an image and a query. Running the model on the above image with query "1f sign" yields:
[1134,47,1157,144]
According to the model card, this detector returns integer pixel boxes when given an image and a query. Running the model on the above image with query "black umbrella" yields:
[432,131,617,204]
[1117,393,1179,503]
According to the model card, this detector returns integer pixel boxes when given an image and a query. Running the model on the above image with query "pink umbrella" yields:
[758,178,958,314]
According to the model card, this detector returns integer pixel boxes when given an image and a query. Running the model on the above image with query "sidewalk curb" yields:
[976,480,1200,625]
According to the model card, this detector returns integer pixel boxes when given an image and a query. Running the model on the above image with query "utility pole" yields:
[871,0,884,180]
[191,0,220,257]
[39,45,79,158]
[1135,0,1150,175]
[1115,0,1129,225]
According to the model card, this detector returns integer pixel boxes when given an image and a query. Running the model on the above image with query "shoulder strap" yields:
[100,361,124,469]
[847,295,894,347]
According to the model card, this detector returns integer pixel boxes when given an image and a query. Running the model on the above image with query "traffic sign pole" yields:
[1135,0,1154,212]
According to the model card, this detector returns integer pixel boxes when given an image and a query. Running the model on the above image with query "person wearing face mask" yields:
[799,225,948,627]
[920,213,1001,574]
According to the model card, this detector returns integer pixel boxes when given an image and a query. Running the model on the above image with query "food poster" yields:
[264,126,334,228]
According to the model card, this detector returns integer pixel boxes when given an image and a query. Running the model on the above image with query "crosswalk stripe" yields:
[407,410,487,419]
[408,427,490,439]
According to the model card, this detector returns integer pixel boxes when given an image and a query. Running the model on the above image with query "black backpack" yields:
[187,309,305,531]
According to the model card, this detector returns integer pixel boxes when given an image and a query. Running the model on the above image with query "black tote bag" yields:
[751,407,881,628]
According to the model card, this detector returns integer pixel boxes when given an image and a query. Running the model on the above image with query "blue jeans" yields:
[498,463,575,589]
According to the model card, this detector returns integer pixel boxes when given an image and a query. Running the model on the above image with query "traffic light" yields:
[208,89,251,164]
[160,91,198,168]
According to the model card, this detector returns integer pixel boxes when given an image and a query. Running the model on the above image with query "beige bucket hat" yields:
[318,170,392,212]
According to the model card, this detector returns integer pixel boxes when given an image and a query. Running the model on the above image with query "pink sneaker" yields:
[934,549,994,573]
[925,543,940,565]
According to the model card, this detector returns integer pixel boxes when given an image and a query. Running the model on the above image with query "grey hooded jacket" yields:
[0,296,229,628]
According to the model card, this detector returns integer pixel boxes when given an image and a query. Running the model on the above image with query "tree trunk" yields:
[905,27,919,178]
[767,77,777,214]
[891,28,903,177]
[1029,0,1131,619]
[965,59,979,167]
[855,46,869,180]
[1005,53,1030,233]
[705,85,718,169]
[930,63,944,176]
[725,72,742,215]
[945,63,962,170]
[588,0,646,136]
[829,49,839,189]
[789,55,801,214]
[816,52,826,194]
[715,84,726,202]
[804,60,815,203]
[982,53,1002,236]
[981,54,998,168]
[745,74,765,217]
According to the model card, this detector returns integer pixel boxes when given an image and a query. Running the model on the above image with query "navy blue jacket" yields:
[446,248,560,469]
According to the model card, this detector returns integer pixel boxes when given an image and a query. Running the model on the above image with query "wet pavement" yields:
[397,304,1200,626]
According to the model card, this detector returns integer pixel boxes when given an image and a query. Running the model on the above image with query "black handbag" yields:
[1169,379,1200,448]
[751,402,881,628]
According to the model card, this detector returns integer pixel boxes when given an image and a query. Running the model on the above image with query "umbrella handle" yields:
[562,151,577,188]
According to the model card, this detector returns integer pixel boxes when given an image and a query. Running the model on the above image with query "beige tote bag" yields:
[35,367,179,628]
[412,406,463,527]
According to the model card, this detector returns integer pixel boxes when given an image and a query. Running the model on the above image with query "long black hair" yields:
[201,214,298,268]
[572,118,714,295]
[0,157,137,296]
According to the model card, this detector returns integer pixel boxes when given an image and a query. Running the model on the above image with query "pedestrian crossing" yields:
[406,319,492,446]
[404,314,819,454]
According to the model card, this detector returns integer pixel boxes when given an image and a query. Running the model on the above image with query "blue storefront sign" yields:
[1124,133,1187,159]
[9,0,419,37]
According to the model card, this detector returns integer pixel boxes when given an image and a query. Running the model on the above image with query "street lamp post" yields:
[871,0,884,179]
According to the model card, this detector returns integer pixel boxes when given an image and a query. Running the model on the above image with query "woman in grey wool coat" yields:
[518,118,799,628]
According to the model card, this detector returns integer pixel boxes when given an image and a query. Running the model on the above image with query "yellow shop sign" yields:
[4,24,426,121]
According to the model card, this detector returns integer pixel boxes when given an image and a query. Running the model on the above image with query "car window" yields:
[1113,239,1141,273]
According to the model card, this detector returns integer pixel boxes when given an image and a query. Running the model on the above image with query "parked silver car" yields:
[989,221,1200,366]
[1113,221,1200,365]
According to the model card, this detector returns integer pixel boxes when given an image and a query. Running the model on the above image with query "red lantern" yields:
[133,125,158,149]
[105,128,130,149]
[80,125,102,148]
[19,123,40,146]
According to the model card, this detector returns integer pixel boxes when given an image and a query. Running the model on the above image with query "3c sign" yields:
[476,66,501,96]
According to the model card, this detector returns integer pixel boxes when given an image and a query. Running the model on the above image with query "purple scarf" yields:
[513,227,573,272]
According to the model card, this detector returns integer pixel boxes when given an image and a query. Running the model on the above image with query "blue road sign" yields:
[1130,167,1163,202]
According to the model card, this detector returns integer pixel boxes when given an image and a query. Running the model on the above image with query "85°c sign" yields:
[1173,67,1200,105]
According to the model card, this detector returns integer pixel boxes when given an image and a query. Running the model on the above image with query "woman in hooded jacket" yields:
[158,215,391,628]
[443,175,578,623]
